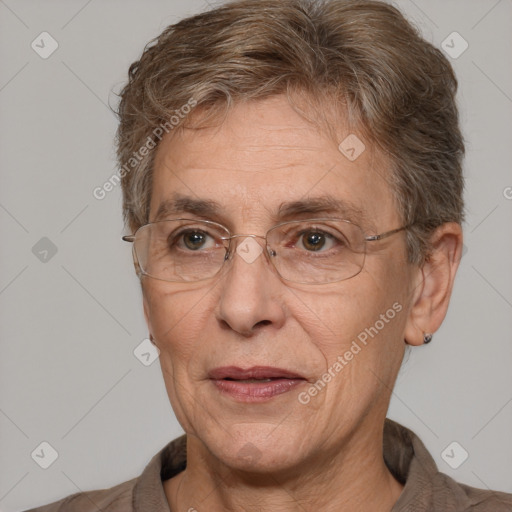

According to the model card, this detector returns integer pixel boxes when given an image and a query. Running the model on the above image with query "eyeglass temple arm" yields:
[365,225,410,242]
[122,235,135,242]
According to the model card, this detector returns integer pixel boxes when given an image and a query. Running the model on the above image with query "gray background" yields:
[1,0,511,510]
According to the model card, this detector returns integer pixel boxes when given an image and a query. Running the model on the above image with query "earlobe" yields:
[404,222,463,346]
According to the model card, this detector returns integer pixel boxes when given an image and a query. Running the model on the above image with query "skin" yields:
[139,95,463,511]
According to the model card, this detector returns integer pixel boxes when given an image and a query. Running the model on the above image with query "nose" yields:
[216,236,286,337]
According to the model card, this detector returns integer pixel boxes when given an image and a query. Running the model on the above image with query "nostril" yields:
[255,320,272,328]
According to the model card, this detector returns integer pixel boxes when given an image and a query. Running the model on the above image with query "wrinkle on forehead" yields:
[151,96,398,231]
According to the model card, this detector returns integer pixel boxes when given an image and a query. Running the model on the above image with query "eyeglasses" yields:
[122,218,410,285]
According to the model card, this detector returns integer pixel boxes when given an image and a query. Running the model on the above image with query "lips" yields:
[209,366,305,380]
[209,366,306,402]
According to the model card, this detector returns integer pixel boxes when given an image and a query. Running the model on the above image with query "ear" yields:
[404,222,463,346]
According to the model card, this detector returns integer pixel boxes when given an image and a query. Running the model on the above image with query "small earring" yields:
[423,333,433,344]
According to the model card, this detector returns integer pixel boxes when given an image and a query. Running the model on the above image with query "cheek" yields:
[287,269,408,388]
[143,283,219,428]
[143,282,214,359]
[288,284,393,347]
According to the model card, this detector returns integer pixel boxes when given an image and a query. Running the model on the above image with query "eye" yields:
[297,229,337,252]
[171,229,218,251]
[183,231,209,250]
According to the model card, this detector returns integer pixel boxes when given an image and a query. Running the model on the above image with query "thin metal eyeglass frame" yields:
[122,218,413,284]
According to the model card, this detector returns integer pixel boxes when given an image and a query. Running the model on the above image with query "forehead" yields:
[151,96,398,230]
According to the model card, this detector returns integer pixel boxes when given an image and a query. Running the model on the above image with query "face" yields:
[142,96,415,472]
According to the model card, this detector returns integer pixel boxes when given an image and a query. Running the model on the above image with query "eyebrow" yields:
[277,196,369,224]
[153,195,223,222]
[153,193,371,227]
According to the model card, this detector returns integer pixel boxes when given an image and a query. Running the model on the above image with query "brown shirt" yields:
[25,419,512,511]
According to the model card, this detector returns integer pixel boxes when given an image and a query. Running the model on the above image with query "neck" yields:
[164,421,404,512]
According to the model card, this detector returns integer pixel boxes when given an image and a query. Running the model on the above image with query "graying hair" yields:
[116,0,464,264]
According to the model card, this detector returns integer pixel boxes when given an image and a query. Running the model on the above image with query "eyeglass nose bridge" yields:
[222,233,277,262]
[227,233,266,240]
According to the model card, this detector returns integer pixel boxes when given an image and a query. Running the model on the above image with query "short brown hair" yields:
[116,0,464,264]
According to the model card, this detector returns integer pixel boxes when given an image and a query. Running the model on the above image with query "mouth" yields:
[209,366,306,402]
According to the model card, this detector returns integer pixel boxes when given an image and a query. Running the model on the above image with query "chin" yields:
[203,425,307,474]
